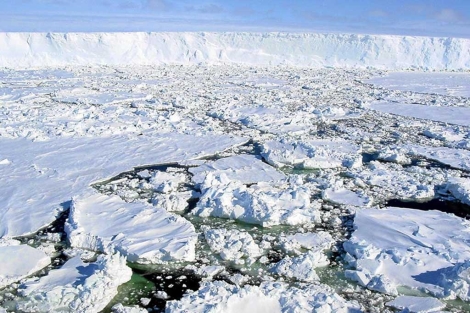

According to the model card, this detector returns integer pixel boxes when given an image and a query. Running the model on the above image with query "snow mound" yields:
[0,239,51,289]
[1,32,469,70]
[17,253,131,313]
[344,207,470,300]
[165,280,359,313]
[66,192,197,263]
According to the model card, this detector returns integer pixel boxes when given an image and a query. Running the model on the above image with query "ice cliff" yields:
[0,32,469,70]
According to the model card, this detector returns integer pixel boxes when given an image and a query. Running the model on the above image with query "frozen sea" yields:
[1,56,470,312]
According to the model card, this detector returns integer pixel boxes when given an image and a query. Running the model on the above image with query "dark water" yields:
[387,198,470,219]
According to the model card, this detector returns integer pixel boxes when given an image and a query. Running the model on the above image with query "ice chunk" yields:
[344,207,470,299]
[111,303,148,313]
[261,139,362,169]
[166,280,359,313]
[446,178,470,206]
[0,239,51,289]
[203,228,262,265]
[189,154,285,187]
[17,253,131,313]
[270,249,329,282]
[66,192,197,263]
[386,295,446,313]
[278,231,334,255]
[192,175,320,227]
[322,187,372,207]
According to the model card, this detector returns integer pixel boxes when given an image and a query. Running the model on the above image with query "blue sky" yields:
[1,0,469,37]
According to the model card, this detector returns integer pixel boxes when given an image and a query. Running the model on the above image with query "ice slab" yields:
[322,187,372,207]
[369,101,470,127]
[278,231,334,255]
[407,145,470,171]
[386,295,446,313]
[0,133,246,237]
[17,253,132,312]
[446,178,470,206]
[367,72,470,97]
[261,139,362,169]
[189,154,285,187]
[66,192,197,263]
[165,280,359,313]
[0,239,51,289]
[344,207,470,299]
[192,174,320,227]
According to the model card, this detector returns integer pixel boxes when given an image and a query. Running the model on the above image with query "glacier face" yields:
[0,32,469,70]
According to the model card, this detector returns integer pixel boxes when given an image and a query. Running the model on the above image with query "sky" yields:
[0,0,469,38]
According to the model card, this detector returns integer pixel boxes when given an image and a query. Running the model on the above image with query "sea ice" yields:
[0,239,51,289]
[322,187,372,207]
[344,207,470,299]
[192,174,321,227]
[270,249,329,282]
[261,139,362,169]
[17,253,131,312]
[386,295,446,313]
[277,231,334,255]
[165,280,359,313]
[203,228,262,265]
[66,192,197,263]
[446,178,470,206]
[189,154,285,187]
[407,145,470,172]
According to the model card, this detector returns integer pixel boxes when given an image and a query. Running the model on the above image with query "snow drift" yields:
[0,32,469,70]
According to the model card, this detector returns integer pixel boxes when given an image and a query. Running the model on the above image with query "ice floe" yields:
[0,239,51,289]
[386,295,446,313]
[17,253,131,312]
[270,249,329,282]
[407,145,470,171]
[261,139,362,169]
[344,207,470,300]
[66,192,197,263]
[165,280,360,313]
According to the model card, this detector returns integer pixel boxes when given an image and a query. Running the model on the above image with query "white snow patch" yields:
[66,192,197,263]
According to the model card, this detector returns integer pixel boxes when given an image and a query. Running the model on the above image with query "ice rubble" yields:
[16,253,131,312]
[1,32,469,69]
[0,133,246,237]
[165,280,359,313]
[192,174,321,227]
[344,207,470,300]
[66,192,197,263]
[203,228,262,265]
[261,139,362,169]
[270,249,330,282]
[369,101,470,127]
[0,239,51,289]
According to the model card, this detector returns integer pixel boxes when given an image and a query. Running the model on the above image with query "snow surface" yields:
[17,253,132,312]
[344,207,470,299]
[0,134,245,237]
[66,192,197,263]
[0,239,51,289]
[368,72,470,97]
[165,280,359,313]
[369,101,470,127]
[1,32,469,70]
